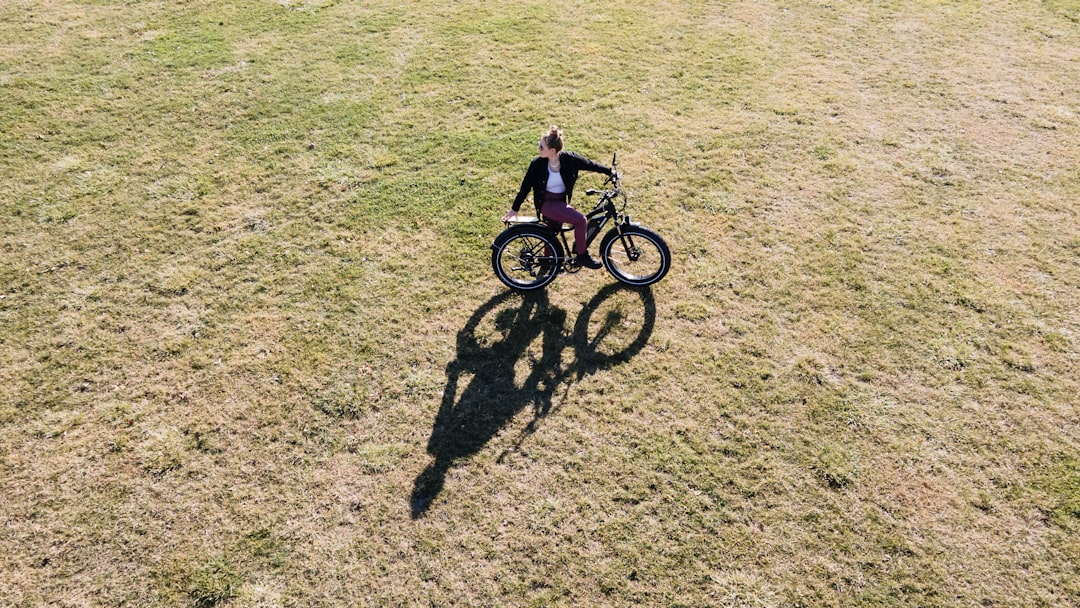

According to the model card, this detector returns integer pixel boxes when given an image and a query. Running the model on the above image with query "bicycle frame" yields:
[544,182,630,271]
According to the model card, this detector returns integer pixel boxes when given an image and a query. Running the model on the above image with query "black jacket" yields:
[512,151,613,215]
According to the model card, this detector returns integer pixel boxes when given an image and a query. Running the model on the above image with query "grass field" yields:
[2,0,1080,606]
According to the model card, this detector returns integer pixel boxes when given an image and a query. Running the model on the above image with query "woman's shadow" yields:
[411,285,655,518]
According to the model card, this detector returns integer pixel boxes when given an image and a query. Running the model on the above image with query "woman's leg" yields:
[541,199,588,255]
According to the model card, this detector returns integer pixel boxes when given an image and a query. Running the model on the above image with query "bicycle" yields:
[491,154,671,291]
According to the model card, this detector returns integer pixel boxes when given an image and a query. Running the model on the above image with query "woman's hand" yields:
[501,209,518,223]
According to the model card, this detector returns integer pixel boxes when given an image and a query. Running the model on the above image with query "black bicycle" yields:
[491,154,671,291]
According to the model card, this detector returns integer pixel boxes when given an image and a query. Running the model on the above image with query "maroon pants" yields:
[541,193,587,255]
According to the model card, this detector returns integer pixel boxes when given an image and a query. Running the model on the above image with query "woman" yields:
[502,126,614,269]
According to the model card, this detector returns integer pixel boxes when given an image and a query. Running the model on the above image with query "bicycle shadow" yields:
[411,284,655,518]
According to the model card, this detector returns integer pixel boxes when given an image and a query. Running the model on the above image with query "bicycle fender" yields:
[491,223,556,249]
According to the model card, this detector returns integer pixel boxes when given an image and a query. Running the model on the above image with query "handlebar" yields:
[585,152,622,198]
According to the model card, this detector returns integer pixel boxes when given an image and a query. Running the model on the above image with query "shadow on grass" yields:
[411,284,655,518]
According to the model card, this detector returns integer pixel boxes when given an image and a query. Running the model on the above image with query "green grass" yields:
[3,0,1080,605]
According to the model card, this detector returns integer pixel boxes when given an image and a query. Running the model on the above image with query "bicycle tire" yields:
[599,225,671,286]
[491,225,563,291]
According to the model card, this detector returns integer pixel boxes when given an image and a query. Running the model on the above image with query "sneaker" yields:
[575,253,603,269]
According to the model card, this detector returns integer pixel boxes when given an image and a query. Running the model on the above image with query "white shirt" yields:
[546,166,566,194]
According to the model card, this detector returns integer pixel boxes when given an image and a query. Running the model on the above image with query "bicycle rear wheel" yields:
[599,225,671,286]
[491,226,563,291]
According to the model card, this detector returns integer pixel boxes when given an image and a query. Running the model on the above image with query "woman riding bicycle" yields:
[502,126,614,270]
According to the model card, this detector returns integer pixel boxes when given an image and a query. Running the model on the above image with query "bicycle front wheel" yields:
[599,225,671,286]
[491,226,562,291]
